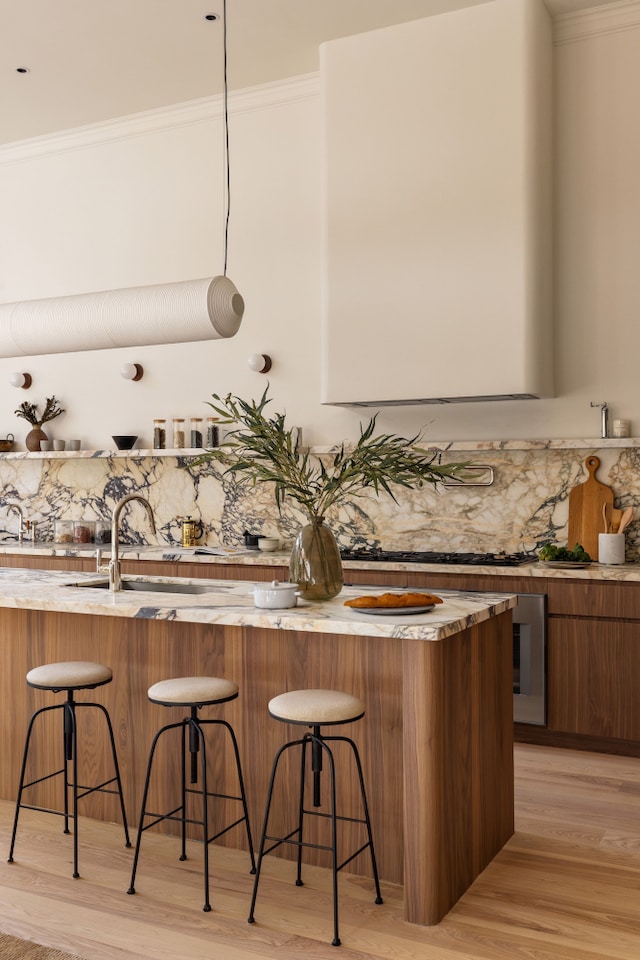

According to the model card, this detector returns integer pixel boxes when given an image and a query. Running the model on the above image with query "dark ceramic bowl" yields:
[112,435,138,450]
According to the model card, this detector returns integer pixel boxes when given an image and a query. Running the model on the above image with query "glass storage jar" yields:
[94,521,111,544]
[190,417,203,448]
[54,520,74,544]
[206,417,219,447]
[153,418,166,449]
[172,418,185,449]
[73,520,95,544]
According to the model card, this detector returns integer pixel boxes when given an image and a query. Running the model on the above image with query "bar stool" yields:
[8,660,131,878]
[248,688,383,947]
[127,676,255,912]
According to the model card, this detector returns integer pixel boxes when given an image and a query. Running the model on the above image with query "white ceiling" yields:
[1,0,621,147]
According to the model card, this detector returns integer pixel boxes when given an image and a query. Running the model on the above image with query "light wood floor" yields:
[0,743,639,960]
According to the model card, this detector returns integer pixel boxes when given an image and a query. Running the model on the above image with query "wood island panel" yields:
[0,602,513,927]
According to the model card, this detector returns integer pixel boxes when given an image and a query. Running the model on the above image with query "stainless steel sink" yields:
[68,577,215,595]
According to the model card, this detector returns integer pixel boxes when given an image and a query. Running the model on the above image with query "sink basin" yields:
[68,577,215,595]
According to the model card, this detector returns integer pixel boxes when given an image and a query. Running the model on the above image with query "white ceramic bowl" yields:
[253,580,300,609]
[258,537,280,552]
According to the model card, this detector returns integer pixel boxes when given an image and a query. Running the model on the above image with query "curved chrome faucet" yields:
[109,494,156,591]
[8,504,24,544]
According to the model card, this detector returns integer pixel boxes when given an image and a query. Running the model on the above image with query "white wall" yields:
[0,5,639,449]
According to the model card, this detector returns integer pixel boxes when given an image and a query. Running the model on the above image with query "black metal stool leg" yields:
[191,714,213,912]
[91,701,131,848]
[179,718,188,861]
[295,734,309,887]
[127,719,183,896]
[64,699,80,878]
[215,718,256,873]
[346,736,383,904]
[62,695,74,836]
[7,704,59,864]
[248,738,302,925]
[323,740,340,947]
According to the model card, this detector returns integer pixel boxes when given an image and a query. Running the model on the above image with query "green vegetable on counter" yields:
[538,542,591,562]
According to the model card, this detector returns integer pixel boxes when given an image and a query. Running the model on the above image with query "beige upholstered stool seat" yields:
[268,689,365,726]
[148,676,238,707]
[27,660,112,692]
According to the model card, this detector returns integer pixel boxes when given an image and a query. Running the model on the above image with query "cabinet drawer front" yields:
[547,580,640,619]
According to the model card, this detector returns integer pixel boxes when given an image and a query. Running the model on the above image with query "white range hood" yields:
[320,0,553,406]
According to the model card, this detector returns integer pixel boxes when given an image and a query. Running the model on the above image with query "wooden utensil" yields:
[617,507,633,535]
[568,456,614,561]
[609,506,623,533]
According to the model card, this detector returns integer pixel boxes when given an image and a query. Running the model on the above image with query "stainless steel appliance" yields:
[511,593,546,726]
[341,548,546,725]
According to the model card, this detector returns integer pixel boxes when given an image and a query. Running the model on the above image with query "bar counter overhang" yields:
[0,568,516,926]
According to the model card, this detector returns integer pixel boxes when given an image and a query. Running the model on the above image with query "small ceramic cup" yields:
[598,533,625,565]
[258,537,280,552]
[52,439,66,451]
[39,440,53,451]
[67,439,81,451]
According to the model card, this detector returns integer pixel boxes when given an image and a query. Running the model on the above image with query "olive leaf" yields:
[192,386,472,522]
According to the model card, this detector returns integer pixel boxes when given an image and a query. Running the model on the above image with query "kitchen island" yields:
[0,568,516,926]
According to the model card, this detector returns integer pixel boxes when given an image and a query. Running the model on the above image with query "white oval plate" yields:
[350,604,436,616]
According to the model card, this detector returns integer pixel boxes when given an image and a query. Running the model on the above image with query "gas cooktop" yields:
[339,549,534,567]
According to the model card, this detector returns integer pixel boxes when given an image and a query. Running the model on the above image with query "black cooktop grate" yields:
[339,549,534,566]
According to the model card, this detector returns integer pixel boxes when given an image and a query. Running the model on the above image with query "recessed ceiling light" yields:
[203,13,219,22]
[16,67,30,74]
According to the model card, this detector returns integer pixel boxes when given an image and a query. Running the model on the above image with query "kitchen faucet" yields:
[590,401,609,439]
[8,504,24,543]
[108,494,156,591]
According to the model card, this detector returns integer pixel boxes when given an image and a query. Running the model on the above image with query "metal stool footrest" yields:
[7,695,131,879]
[127,711,255,912]
[249,727,383,947]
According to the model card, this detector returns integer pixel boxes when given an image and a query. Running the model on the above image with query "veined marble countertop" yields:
[1,542,640,582]
[0,567,515,642]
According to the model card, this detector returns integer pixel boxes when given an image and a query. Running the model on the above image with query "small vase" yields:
[26,427,48,452]
[289,518,343,601]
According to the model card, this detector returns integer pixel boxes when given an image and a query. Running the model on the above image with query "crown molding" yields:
[554,0,640,45]
[0,73,320,166]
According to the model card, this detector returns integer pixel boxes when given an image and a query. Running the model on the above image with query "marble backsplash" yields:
[0,443,639,560]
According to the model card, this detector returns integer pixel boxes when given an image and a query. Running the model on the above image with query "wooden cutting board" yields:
[567,455,614,560]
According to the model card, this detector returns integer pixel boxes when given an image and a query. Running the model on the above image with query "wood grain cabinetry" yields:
[3,551,640,754]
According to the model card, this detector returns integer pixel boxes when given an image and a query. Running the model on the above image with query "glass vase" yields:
[289,519,343,601]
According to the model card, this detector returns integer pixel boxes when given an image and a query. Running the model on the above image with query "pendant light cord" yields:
[222,0,230,278]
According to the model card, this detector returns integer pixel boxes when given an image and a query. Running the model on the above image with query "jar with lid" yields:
[73,520,95,544]
[153,418,166,449]
[55,520,74,544]
[190,417,203,449]
[206,417,219,447]
[94,520,111,544]
[172,418,185,449]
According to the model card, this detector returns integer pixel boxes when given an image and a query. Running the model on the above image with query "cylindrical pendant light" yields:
[0,275,244,358]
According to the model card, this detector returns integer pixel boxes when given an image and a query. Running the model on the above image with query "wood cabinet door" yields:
[547,617,640,741]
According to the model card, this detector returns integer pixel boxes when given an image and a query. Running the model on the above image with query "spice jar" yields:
[172,418,185,449]
[94,521,111,544]
[153,419,166,449]
[206,417,219,447]
[55,520,74,544]
[190,417,203,449]
[73,520,95,544]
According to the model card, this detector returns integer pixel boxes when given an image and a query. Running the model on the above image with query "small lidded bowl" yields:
[253,580,300,609]
[257,537,280,552]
